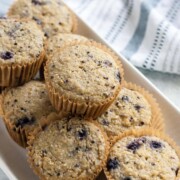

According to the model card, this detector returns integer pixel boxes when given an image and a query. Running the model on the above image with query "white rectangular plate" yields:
[0,3,180,180]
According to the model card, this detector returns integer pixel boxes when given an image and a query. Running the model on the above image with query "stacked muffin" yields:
[0,0,179,179]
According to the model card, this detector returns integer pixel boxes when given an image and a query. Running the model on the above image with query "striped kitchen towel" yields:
[0,0,180,74]
[65,0,180,74]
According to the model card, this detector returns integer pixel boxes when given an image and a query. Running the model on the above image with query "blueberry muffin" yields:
[8,0,77,37]
[105,129,180,180]
[1,81,56,147]
[28,116,109,179]
[44,41,124,118]
[97,82,164,137]
[0,18,44,87]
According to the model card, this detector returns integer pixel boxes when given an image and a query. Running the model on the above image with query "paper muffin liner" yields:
[1,90,64,148]
[27,117,110,180]
[71,10,78,33]
[2,110,65,148]
[0,50,44,87]
[124,81,164,132]
[44,40,124,119]
[104,128,180,180]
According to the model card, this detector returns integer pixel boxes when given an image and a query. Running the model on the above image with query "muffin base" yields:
[1,87,63,148]
[44,40,124,119]
[27,118,110,180]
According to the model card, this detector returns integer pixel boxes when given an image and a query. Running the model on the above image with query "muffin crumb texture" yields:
[46,33,87,56]
[0,19,44,63]
[3,81,55,130]
[97,87,152,136]
[47,44,122,102]
[8,0,74,37]
[29,117,107,179]
[107,136,180,180]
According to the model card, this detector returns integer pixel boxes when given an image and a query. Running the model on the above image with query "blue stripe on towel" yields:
[121,0,160,60]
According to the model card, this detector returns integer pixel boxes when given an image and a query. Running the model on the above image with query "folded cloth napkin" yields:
[0,0,180,74]
[66,0,180,74]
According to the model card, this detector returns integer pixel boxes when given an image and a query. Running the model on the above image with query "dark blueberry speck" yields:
[134,104,142,112]
[121,95,129,102]
[74,164,79,168]
[1,51,13,60]
[44,32,49,37]
[32,16,42,25]
[176,168,179,176]
[104,60,112,67]
[124,177,132,180]
[116,71,121,83]
[20,107,26,112]
[127,141,141,151]
[42,124,47,130]
[32,0,46,5]
[77,129,87,140]
[42,149,47,157]
[15,117,35,128]
[91,140,95,144]
[107,157,119,171]
[102,119,109,126]
[150,141,162,149]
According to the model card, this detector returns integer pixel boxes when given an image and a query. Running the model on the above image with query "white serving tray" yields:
[0,3,180,180]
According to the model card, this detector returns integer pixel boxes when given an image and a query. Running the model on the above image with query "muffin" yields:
[44,41,124,118]
[96,82,164,137]
[8,0,77,37]
[27,116,109,179]
[1,81,56,147]
[0,18,44,87]
[105,129,180,180]
[46,33,87,57]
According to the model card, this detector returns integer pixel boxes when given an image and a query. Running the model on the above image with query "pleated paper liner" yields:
[71,9,78,33]
[27,116,110,180]
[125,82,164,131]
[0,50,44,87]
[0,88,65,148]
[44,40,124,119]
[104,128,180,180]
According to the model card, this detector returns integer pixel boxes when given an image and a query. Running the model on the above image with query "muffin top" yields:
[97,87,152,136]
[45,42,122,103]
[28,116,108,179]
[8,0,75,37]
[2,81,55,130]
[107,135,180,180]
[46,33,87,56]
[0,18,44,64]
